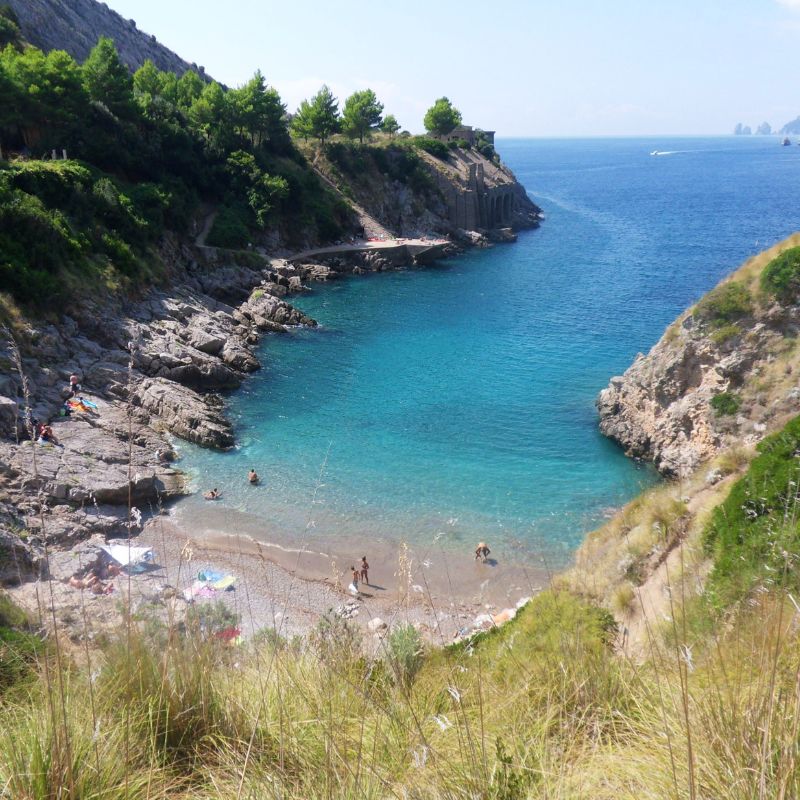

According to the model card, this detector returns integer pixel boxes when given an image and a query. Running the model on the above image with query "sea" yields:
[173,136,800,568]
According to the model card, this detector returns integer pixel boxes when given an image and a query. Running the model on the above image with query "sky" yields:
[102,0,800,136]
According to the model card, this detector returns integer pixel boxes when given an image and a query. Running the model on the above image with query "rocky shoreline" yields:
[1,222,556,643]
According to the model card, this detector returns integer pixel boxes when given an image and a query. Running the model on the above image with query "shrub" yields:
[207,204,250,248]
[710,323,741,345]
[703,413,800,606]
[694,281,753,328]
[761,245,800,303]
[101,232,137,275]
[309,611,362,665]
[385,623,423,689]
[611,583,636,615]
[0,593,43,692]
[710,391,741,417]
[412,136,449,159]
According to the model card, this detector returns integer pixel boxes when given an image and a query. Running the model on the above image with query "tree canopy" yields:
[341,89,383,144]
[82,36,135,119]
[292,85,340,145]
[380,114,400,138]
[423,97,462,137]
[0,36,351,303]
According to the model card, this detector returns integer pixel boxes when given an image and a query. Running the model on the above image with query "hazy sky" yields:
[102,0,800,136]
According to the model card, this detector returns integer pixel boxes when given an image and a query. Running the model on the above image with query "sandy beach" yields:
[133,509,549,643]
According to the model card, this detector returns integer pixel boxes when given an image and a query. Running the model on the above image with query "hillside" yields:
[5,0,205,76]
[566,235,800,658]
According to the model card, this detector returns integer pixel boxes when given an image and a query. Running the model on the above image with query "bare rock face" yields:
[597,297,800,478]
[6,0,205,77]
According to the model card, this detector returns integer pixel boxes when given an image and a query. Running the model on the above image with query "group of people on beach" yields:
[349,557,369,592]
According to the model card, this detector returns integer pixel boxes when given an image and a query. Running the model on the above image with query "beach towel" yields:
[212,575,236,591]
[198,569,224,583]
[101,544,154,568]
[78,396,98,409]
[183,580,217,601]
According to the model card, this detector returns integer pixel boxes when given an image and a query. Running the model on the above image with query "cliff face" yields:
[6,0,204,76]
[316,142,541,241]
[597,235,800,477]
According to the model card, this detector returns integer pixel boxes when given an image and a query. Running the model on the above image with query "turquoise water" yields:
[177,137,800,566]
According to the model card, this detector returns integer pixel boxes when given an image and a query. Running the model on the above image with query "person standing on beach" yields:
[360,556,369,586]
[351,565,359,590]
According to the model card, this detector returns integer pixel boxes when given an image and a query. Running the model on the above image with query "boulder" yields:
[0,396,19,439]
[367,617,387,633]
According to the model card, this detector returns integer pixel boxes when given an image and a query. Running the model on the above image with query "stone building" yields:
[443,125,495,147]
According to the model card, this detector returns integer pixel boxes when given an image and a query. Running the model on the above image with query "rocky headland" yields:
[597,234,800,478]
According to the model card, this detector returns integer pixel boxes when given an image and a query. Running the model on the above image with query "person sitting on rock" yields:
[38,423,59,446]
[68,374,81,397]
[248,469,259,485]
[203,488,220,500]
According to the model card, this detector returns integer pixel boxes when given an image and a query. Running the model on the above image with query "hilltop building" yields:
[442,125,495,147]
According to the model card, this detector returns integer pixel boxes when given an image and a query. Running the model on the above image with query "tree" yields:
[305,85,339,145]
[225,150,289,225]
[341,89,383,144]
[176,69,204,111]
[189,80,230,150]
[0,4,22,48]
[380,114,400,138]
[228,71,288,149]
[82,37,135,119]
[290,99,315,142]
[2,47,88,149]
[423,97,462,137]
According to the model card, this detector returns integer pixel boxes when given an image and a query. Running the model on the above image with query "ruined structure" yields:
[427,148,538,232]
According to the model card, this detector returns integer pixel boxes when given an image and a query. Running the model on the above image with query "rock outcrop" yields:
[598,236,800,477]
[6,0,206,77]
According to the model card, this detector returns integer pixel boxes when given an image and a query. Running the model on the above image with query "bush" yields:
[710,323,741,345]
[412,136,449,159]
[309,611,362,665]
[206,204,250,248]
[385,623,423,689]
[703,414,800,606]
[710,391,741,417]
[761,245,800,303]
[0,593,43,692]
[694,281,753,328]
[101,232,137,275]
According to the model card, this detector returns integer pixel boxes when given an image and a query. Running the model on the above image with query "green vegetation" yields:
[704,414,800,606]
[709,390,742,416]
[0,592,43,692]
[709,322,741,344]
[412,135,450,159]
[290,84,340,145]
[380,113,400,138]
[760,244,800,303]
[341,88,384,144]
[694,280,753,328]
[423,96,462,136]
[0,37,350,305]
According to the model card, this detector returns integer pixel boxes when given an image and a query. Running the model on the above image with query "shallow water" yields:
[175,136,800,567]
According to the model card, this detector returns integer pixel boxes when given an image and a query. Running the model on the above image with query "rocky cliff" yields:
[313,142,541,242]
[6,0,205,76]
[597,235,800,477]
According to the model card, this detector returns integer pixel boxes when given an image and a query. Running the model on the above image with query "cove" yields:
[175,136,800,567]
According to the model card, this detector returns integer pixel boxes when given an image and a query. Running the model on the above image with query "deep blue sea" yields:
[176,137,800,566]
